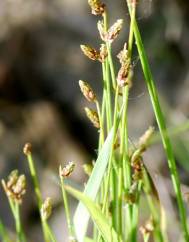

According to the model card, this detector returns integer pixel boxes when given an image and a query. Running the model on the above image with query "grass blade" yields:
[73,127,114,242]
[66,185,122,242]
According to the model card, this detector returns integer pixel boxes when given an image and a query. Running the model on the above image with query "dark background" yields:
[0,0,189,241]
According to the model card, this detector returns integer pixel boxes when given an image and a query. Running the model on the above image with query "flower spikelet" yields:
[59,162,75,178]
[79,80,96,102]
[41,197,52,220]
[80,45,100,61]
[2,170,26,204]
[85,107,100,128]
[88,0,106,15]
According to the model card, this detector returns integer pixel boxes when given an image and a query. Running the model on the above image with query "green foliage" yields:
[65,185,122,242]
[1,1,189,242]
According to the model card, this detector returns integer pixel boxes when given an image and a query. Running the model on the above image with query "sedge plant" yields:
[0,1,189,242]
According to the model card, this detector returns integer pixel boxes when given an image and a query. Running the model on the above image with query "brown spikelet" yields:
[79,80,96,102]
[2,170,26,204]
[88,0,106,15]
[23,142,32,156]
[80,45,100,61]
[85,107,100,128]
[59,162,75,178]
[97,19,123,43]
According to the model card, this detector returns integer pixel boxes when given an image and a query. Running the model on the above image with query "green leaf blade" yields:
[66,185,121,242]
[73,128,114,242]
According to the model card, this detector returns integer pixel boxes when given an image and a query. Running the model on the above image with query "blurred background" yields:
[0,0,189,241]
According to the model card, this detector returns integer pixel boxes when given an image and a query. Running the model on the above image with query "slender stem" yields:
[43,222,57,242]
[121,86,130,189]
[103,12,113,130]
[27,154,42,205]
[102,86,119,213]
[105,59,113,130]
[117,166,123,236]
[26,153,49,242]
[96,100,105,147]
[8,199,26,242]
[126,1,189,240]
[107,45,117,90]
[60,176,75,240]
[15,204,22,242]
[0,219,10,242]
[103,11,117,91]
[120,2,136,241]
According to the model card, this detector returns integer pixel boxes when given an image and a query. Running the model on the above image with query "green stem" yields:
[117,166,123,236]
[103,12,113,131]
[103,11,117,91]
[126,1,189,241]
[60,176,75,240]
[8,200,26,242]
[105,59,113,130]
[107,45,117,90]
[15,204,23,242]
[27,154,42,205]
[26,153,49,242]
[120,3,136,241]
[43,221,57,242]
[121,86,130,189]
[0,219,10,242]
[102,86,119,213]
[96,100,105,148]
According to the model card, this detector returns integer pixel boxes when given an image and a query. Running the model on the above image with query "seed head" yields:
[88,0,106,15]
[59,162,75,178]
[117,64,131,87]
[107,19,123,43]
[98,19,123,44]
[117,43,129,65]
[117,43,132,87]
[23,142,32,156]
[97,20,106,42]
[2,170,26,204]
[99,44,108,62]
[80,45,99,61]
[79,80,96,102]
[85,107,100,129]
[139,126,154,149]
[41,197,52,221]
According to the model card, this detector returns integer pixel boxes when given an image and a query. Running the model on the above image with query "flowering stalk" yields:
[23,143,49,242]
[1,170,26,242]
[59,163,76,242]
[41,198,57,242]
